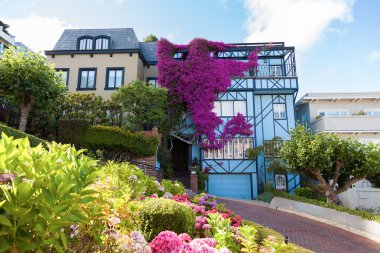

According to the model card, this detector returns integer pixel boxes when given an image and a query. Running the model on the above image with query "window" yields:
[214,139,223,159]
[270,65,282,76]
[273,104,286,119]
[364,109,380,116]
[223,139,233,159]
[318,109,348,117]
[221,101,233,116]
[95,37,109,50]
[106,68,124,89]
[243,138,253,158]
[78,68,96,90]
[55,69,69,86]
[213,101,247,117]
[78,37,93,50]
[264,138,283,158]
[234,138,243,159]
[275,174,287,190]
[146,77,159,87]
[204,137,253,160]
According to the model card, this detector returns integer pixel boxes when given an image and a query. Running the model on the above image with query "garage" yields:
[208,174,252,199]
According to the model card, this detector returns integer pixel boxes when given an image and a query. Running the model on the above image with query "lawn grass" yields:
[242,220,315,253]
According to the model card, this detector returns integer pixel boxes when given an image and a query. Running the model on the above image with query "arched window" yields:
[78,36,93,50]
[95,36,110,50]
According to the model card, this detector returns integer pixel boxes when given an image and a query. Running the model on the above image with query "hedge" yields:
[272,190,380,223]
[0,123,46,147]
[57,119,90,145]
[81,125,158,157]
[138,198,195,241]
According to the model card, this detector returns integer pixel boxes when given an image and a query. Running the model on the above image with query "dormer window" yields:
[78,37,93,50]
[95,37,110,50]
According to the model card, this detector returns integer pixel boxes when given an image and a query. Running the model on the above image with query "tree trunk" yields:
[325,189,338,204]
[18,102,32,132]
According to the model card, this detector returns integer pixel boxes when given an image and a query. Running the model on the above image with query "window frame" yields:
[274,174,287,191]
[273,103,287,120]
[214,100,247,117]
[364,109,380,116]
[105,67,125,90]
[77,68,97,90]
[94,36,111,50]
[55,68,70,86]
[318,109,349,117]
[77,36,94,50]
[146,77,159,87]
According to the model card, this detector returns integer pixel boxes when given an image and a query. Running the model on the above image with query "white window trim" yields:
[364,109,380,116]
[318,109,349,117]
[273,103,286,119]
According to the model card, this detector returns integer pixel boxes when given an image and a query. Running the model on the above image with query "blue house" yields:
[169,42,300,199]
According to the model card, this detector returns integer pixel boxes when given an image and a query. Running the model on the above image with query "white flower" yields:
[154,180,161,186]
[108,216,121,227]
[174,183,180,187]
[128,175,138,181]
[158,186,165,191]
[163,192,173,199]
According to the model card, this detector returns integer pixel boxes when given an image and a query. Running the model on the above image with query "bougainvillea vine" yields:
[157,38,259,149]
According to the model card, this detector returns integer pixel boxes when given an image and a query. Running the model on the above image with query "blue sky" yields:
[1,0,379,97]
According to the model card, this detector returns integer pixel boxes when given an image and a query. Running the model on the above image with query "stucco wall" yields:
[339,188,380,210]
[47,53,141,100]
[144,65,158,81]
[270,197,380,242]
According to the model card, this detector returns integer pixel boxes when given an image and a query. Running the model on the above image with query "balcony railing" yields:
[247,64,296,78]
[310,116,380,133]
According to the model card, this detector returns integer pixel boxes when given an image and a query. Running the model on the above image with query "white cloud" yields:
[1,14,76,52]
[368,50,380,62]
[115,0,126,4]
[244,0,355,51]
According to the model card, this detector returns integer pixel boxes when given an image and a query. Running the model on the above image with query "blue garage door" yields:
[208,174,251,199]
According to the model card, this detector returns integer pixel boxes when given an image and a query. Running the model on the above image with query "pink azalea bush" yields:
[149,231,231,253]
[157,38,258,148]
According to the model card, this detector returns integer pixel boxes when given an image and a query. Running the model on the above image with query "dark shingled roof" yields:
[139,42,157,63]
[53,28,140,50]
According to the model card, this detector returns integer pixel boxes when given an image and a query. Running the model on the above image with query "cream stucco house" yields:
[45,28,158,100]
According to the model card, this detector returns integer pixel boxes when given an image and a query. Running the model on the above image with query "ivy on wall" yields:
[157,38,259,148]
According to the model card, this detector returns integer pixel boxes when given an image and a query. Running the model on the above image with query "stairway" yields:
[171,171,191,189]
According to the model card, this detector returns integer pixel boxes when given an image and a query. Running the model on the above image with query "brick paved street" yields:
[218,198,380,253]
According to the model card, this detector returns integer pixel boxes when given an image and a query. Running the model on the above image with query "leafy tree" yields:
[111,80,167,131]
[0,47,66,131]
[280,125,380,203]
[0,20,10,35]
[367,172,380,188]
[143,34,158,42]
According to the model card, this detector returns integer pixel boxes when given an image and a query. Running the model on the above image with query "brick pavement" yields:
[218,198,380,253]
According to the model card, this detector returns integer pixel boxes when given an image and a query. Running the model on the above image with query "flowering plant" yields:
[157,38,258,148]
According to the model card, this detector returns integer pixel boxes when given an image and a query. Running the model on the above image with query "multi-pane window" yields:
[146,77,159,87]
[79,38,93,50]
[275,174,287,190]
[55,69,69,86]
[213,101,247,117]
[264,139,283,158]
[318,109,348,117]
[273,104,286,119]
[203,138,253,160]
[78,69,96,89]
[270,65,282,76]
[95,38,109,50]
[223,140,233,159]
[364,109,380,116]
[234,138,243,159]
[106,68,124,89]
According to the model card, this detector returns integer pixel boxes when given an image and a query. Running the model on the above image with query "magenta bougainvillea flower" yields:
[157,38,258,149]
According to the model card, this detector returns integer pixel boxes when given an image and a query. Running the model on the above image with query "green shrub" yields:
[81,125,158,157]
[273,190,380,223]
[138,198,195,241]
[257,191,275,203]
[295,187,314,199]
[0,122,46,147]
[57,118,90,145]
[161,179,185,196]
[0,133,98,252]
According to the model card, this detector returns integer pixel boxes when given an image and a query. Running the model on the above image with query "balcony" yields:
[310,116,380,134]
